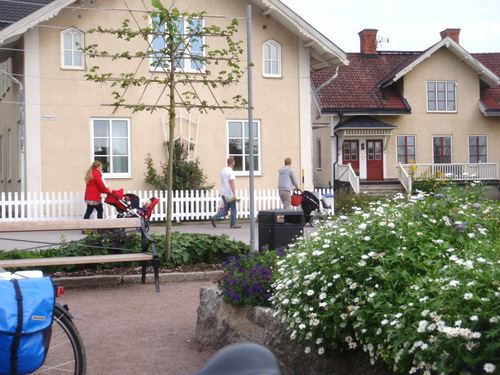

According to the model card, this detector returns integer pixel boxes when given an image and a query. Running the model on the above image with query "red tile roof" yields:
[473,53,500,112]
[313,50,500,114]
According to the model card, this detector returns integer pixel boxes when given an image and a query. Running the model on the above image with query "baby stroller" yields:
[300,190,332,227]
[105,189,160,231]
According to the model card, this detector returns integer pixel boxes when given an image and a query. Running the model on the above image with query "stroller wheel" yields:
[309,216,320,227]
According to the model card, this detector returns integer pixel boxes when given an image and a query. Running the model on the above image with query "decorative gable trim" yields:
[383,37,500,88]
[0,0,73,46]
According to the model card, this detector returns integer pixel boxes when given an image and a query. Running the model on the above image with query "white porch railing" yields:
[337,164,360,194]
[398,163,412,193]
[0,188,334,222]
[400,163,498,181]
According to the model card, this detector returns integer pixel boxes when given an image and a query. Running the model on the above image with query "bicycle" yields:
[0,270,87,375]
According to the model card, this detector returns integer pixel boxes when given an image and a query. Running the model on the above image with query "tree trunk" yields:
[165,63,176,262]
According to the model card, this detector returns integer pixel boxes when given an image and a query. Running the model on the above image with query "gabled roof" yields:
[312,37,500,115]
[312,52,414,114]
[381,38,499,88]
[0,0,348,70]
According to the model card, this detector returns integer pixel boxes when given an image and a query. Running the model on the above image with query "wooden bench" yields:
[0,218,160,292]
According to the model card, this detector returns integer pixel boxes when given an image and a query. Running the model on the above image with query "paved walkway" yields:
[1,219,314,251]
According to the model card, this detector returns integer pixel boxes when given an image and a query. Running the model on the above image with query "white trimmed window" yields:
[92,118,131,177]
[427,81,457,112]
[469,135,487,163]
[61,28,85,69]
[263,40,281,77]
[150,16,205,73]
[397,135,416,164]
[227,120,261,175]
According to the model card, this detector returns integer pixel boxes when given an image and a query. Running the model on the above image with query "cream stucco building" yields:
[0,0,348,196]
[311,29,500,194]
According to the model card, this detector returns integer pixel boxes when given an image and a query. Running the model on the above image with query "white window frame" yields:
[396,135,416,164]
[91,118,131,178]
[468,135,488,163]
[427,81,457,113]
[61,28,85,70]
[149,16,206,73]
[227,119,262,176]
[263,39,282,78]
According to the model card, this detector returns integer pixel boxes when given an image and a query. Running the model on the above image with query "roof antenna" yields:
[376,36,390,49]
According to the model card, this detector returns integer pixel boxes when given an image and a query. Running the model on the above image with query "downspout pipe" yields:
[0,70,25,196]
[312,66,341,191]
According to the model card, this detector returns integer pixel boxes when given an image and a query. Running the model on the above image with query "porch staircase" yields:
[359,181,405,198]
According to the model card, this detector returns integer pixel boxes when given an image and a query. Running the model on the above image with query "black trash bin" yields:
[258,209,304,251]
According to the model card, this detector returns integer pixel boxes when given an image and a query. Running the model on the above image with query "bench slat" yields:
[0,253,153,268]
[0,218,142,232]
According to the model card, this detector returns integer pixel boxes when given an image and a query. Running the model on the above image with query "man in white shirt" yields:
[211,157,241,228]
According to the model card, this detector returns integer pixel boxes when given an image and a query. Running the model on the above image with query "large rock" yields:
[196,286,394,375]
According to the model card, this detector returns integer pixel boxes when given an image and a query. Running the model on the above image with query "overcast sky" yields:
[280,0,500,53]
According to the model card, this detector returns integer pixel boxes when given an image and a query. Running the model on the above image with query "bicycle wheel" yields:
[34,304,87,374]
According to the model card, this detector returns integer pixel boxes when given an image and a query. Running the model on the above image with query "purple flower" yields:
[472,203,482,210]
[455,224,465,232]
[435,193,445,199]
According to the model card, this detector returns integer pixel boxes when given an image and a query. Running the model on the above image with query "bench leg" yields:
[152,255,160,293]
[141,256,160,292]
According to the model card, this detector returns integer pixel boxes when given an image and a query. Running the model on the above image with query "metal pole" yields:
[0,70,26,196]
[246,5,256,252]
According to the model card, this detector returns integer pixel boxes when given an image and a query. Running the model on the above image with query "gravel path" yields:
[57,281,218,375]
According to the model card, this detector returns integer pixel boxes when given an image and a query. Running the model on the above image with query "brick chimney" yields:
[440,28,460,44]
[359,29,378,57]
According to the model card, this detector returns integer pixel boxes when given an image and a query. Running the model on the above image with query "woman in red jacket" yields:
[83,161,110,219]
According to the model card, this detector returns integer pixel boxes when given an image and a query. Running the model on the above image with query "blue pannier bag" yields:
[0,277,55,375]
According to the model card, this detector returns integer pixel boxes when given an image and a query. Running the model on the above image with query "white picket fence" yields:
[0,189,334,223]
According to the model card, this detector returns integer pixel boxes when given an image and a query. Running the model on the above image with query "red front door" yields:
[343,140,359,173]
[367,140,383,181]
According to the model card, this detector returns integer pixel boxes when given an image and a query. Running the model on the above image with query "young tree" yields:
[83,0,247,261]
[144,140,214,191]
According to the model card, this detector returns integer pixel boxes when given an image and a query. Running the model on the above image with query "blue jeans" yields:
[212,196,237,227]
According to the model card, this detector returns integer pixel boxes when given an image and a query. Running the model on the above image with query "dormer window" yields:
[61,28,85,69]
[263,40,281,78]
[427,81,457,112]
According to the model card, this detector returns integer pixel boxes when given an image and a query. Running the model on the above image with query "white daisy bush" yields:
[271,184,499,374]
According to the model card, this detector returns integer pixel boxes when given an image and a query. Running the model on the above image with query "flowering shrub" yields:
[408,161,446,193]
[218,248,283,307]
[271,185,499,374]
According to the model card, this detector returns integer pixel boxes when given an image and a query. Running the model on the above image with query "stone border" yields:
[195,286,394,375]
[52,271,223,289]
